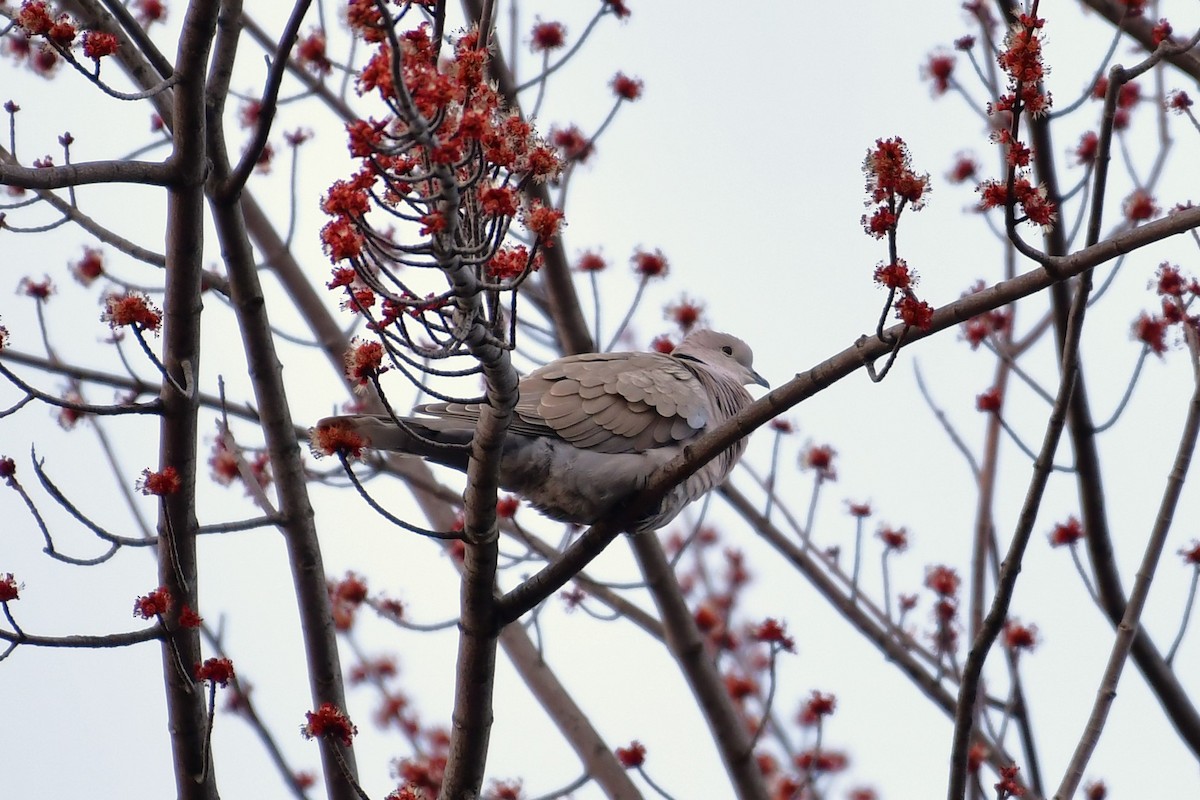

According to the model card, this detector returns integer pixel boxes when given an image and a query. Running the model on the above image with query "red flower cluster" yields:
[137,466,180,496]
[102,292,162,332]
[0,573,21,602]
[133,586,172,619]
[195,657,235,687]
[615,741,646,768]
[302,703,358,745]
[1049,516,1084,547]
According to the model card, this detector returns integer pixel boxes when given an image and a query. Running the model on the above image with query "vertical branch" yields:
[156,2,222,798]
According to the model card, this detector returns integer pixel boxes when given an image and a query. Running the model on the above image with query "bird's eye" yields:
[721,345,733,355]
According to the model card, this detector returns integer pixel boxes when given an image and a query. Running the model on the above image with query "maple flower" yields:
[71,248,105,285]
[477,185,519,217]
[1155,263,1186,297]
[923,51,955,95]
[925,565,961,596]
[1133,313,1168,355]
[1085,780,1108,800]
[863,137,930,208]
[0,573,21,602]
[769,418,794,434]
[947,153,978,184]
[81,29,119,59]
[133,586,172,619]
[1003,619,1039,653]
[846,501,871,517]
[1123,189,1159,222]
[487,246,535,281]
[311,419,368,460]
[995,763,1025,797]
[801,444,837,481]
[877,526,909,552]
[195,657,236,687]
[664,295,705,333]
[496,495,520,519]
[179,605,203,628]
[632,248,668,278]
[529,20,565,52]
[976,386,1002,413]
[750,618,795,652]
[18,276,54,300]
[1049,516,1084,547]
[17,1,54,36]
[1151,18,1173,46]
[576,251,606,272]
[615,741,646,768]
[551,125,593,162]
[896,293,934,330]
[794,750,849,773]
[1180,541,1200,566]
[1074,131,1099,165]
[604,0,632,18]
[0,456,16,484]
[650,335,675,354]
[523,203,565,246]
[137,466,181,496]
[344,339,387,387]
[611,72,644,100]
[1167,90,1193,113]
[797,691,836,725]
[967,742,988,773]
[873,260,914,290]
[135,0,166,26]
[302,703,358,746]
[102,292,163,332]
[0,323,9,353]
[296,30,331,75]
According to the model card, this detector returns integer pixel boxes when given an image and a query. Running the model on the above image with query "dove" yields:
[315,330,768,532]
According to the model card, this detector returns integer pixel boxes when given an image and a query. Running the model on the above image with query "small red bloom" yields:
[798,691,836,725]
[102,292,162,332]
[530,20,565,52]
[967,742,988,773]
[81,30,119,59]
[750,618,795,652]
[133,586,172,618]
[873,260,914,290]
[487,246,536,281]
[523,203,565,246]
[604,0,631,18]
[1074,131,1098,165]
[302,703,358,746]
[794,749,848,773]
[576,251,606,272]
[802,444,837,481]
[925,565,961,596]
[995,763,1025,797]
[1003,619,1039,652]
[0,457,16,483]
[137,466,181,496]
[195,657,235,687]
[610,72,643,100]
[1179,541,1200,565]
[1123,189,1159,222]
[631,248,668,278]
[135,0,166,26]
[344,339,387,386]
[1050,516,1085,547]
[769,418,794,434]
[924,52,955,95]
[1168,90,1193,113]
[1085,780,1107,800]
[1133,313,1168,355]
[947,153,978,184]
[615,741,646,768]
[311,419,368,459]
[0,573,21,602]
[18,276,54,300]
[896,293,934,330]
[878,526,909,551]
[664,295,705,333]
[71,248,105,285]
[976,386,1002,413]
[846,501,872,518]
[477,185,519,217]
[1155,263,1186,297]
[1151,19,1173,46]
[650,335,675,354]
[296,30,331,75]
[496,495,520,519]
[179,605,203,628]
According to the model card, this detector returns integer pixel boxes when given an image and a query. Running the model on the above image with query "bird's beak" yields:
[752,370,770,389]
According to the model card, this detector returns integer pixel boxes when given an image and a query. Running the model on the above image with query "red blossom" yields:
[179,605,203,628]
[769,418,794,434]
[101,292,162,332]
[71,248,104,285]
[604,0,631,18]
[967,742,988,773]
[576,251,606,272]
[947,153,978,183]
[798,691,836,725]
[496,495,520,519]
[0,573,21,602]
[1155,263,1186,297]
[0,456,15,484]
[873,260,914,290]
[530,20,565,51]
[925,565,961,596]
[878,526,909,551]
[1123,189,1159,222]
[924,52,955,95]
[195,657,235,687]
[750,618,795,652]
[632,248,668,278]
[81,30,119,59]
[610,72,643,100]
[523,203,564,246]
[302,703,358,745]
[344,339,387,386]
[133,586,172,619]
[487,246,536,281]
[976,386,1002,413]
[310,419,368,459]
[1168,90,1193,113]
[551,125,593,162]
[1085,780,1108,800]
[846,501,872,518]
[1180,541,1200,566]
[18,276,54,300]
[664,295,705,333]
[135,0,166,26]
[137,466,181,496]
[1050,516,1085,547]
[1151,18,1173,46]
[650,335,675,354]
[802,444,837,481]
[1003,619,1039,652]
[896,293,934,330]
[477,185,519,217]
[296,30,331,75]
[615,741,646,768]
[1133,313,1168,355]
[794,749,848,773]
[995,763,1025,797]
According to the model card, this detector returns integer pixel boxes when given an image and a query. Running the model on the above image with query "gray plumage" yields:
[316,330,768,532]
